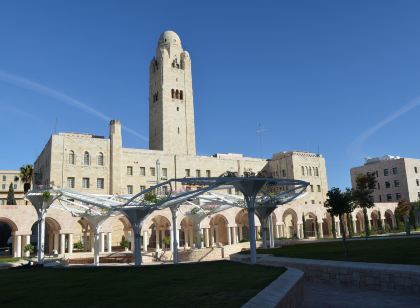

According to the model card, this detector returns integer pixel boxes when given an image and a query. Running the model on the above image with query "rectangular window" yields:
[310,185,314,192]
[206,170,211,177]
[97,178,104,189]
[185,169,190,177]
[140,186,146,191]
[394,180,400,188]
[392,167,398,175]
[417,179,419,187]
[1,184,5,189]
[317,185,321,192]
[162,168,167,177]
[377,182,381,189]
[386,194,392,201]
[67,177,75,188]
[13,184,17,189]
[415,167,418,174]
[379,195,382,202]
[150,167,156,176]
[311,200,315,204]
[418,192,420,199]
[82,178,90,189]
[282,169,286,177]
[140,167,146,176]
[385,181,390,188]
[127,166,133,176]
[196,169,201,177]
[2,175,6,181]
[396,193,401,200]
[127,185,133,194]
[384,169,389,176]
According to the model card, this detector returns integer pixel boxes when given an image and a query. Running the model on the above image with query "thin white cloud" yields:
[348,96,420,158]
[0,69,148,142]
[5,105,38,120]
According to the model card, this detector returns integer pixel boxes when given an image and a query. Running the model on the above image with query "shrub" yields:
[120,236,130,249]
[23,244,34,255]
[73,241,84,250]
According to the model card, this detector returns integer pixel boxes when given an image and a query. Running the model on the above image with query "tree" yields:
[352,173,376,239]
[395,200,411,235]
[346,213,353,238]
[7,183,16,205]
[324,187,354,256]
[19,164,33,194]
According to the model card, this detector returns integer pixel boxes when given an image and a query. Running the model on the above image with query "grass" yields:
[0,257,21,263]
[253,237,420,265]
[0,261,285,307]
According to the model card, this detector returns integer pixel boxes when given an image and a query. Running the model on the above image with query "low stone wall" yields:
[242,267,304,308]
[232,254,420,295]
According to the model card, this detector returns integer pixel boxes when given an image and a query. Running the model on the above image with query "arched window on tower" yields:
[97,152,104,166]
[175,90,179,99]
[301,166,305,176]
[315,167,319,176]
[83,151,90,166]
[309,167,312,176]
[69,151,75,165]
[180,90,183,100]
[171,89,175,99]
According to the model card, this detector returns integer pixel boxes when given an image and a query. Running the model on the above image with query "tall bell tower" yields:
[149,30,196,155]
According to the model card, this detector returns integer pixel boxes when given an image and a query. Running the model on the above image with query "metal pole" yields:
[37,211,46,265]
[171,207,179,264]
[247,197,257,264]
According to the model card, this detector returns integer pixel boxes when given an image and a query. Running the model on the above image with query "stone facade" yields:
[351,155,420,203]
[0,170,24,205]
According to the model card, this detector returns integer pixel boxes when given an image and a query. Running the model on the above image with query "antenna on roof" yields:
[256,123,267,158]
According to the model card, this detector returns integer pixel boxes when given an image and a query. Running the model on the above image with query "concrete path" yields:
[303,282,420,308]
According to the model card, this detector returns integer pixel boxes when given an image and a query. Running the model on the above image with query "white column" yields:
[143,231,148,251]
[24,235,31,257]
[107,232,112,252]
[232,227,237,244]
[211,228,216,246]
[53,233,59,252]
[239,225,243,241]
[13,235,22,258]
[60,234,65,255]
[227,226,232,245]
[156,229,160,250]
[215,226,220,246]
[68,234,73,254]
[189,228,194,247]
[353,220,358,234]
[336,222,341,236]
[91,233,95,252]
[318,223,324,238]
[297,224,302,239]
[100,232,105,253]
[205,228,210,247]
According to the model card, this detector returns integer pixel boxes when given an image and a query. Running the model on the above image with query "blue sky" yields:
[1,0,420,189]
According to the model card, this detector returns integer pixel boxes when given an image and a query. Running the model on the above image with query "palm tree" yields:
[19,164,33,194]
[324,187,354,256]
[352,173,376,239]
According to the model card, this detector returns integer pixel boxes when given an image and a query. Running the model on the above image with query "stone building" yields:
[351,155,420,203]
[0,170,24,205]
[1,30,399,261]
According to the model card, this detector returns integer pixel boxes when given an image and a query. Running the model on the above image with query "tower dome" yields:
[158,30,182,47]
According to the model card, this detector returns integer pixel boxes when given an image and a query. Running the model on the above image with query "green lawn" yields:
[0,257,20,263]
[254,237,420,265]
[0,261,285,307]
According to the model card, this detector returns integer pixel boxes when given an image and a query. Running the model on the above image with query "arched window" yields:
[83,151,90,166]
[180,90,183,100]
[69,151,75,165]
[305,166,308,175]
[315,167,319,176]
[97,152,104,166]
[301,166,305,176]
[309,167,312,176]
[171,89,175,99]
[175,90,179,99]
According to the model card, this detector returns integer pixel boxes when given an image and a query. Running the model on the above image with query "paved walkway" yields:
[303,282,420,308]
